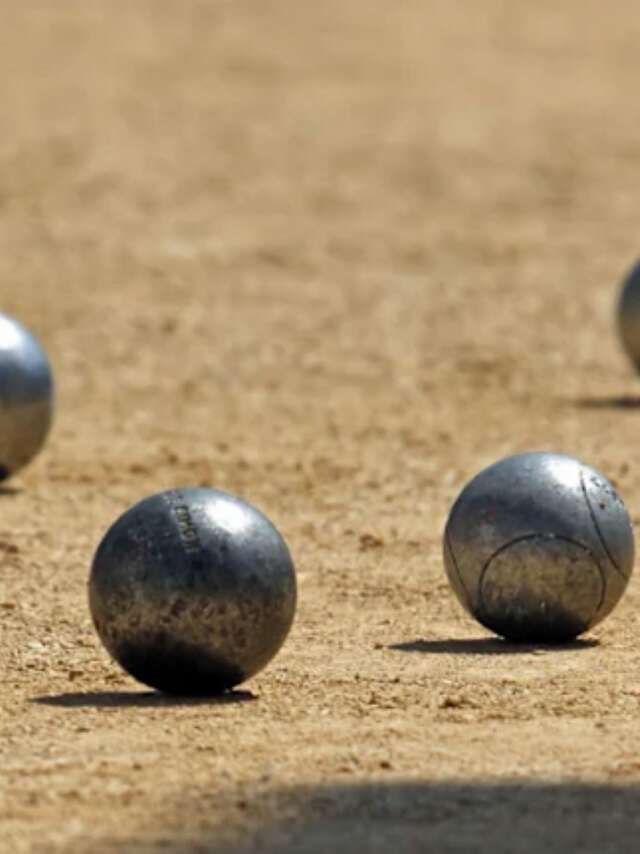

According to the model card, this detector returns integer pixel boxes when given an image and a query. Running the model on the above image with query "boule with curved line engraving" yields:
[0,312,54,479]
[443,452,634,642]
[89,488,297,694]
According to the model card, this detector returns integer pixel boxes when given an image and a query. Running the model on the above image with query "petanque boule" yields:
[0,312,54,480]
[89,488,297,694]
[618,258,640,371]
[443,452,634,642]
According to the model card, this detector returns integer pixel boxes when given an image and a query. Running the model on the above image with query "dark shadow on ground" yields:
[0,485,21,496]
[389,637,599,655]
[31,689,256,708]
[575,395,640,410]
[125,781,640,853]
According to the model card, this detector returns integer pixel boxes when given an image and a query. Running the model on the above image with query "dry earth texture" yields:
[2,1,640,852]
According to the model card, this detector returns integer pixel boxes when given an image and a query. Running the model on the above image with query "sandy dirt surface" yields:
[2,1,640,851]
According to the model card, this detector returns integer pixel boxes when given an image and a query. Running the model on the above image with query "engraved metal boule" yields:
[0,312,54,479]
[89,488,297,694]
[443,452,635,642]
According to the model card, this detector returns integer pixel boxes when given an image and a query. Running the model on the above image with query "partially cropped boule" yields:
[0,312,53,479]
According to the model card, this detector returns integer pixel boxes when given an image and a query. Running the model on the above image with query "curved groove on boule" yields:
[579,469,627,580]
[477,532,606,617]
[444,528,473,611]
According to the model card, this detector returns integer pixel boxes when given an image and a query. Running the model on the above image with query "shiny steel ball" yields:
[443,453,634,642]
[89,488,297,694]
[0,312,54,479]
[618,259,640,370]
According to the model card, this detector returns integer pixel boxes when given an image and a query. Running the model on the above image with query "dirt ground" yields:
[2,1,640,851]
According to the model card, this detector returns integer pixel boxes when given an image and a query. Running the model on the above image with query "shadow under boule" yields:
[574,394,640,410]
[389,637,599,655]
[31,689,257,709]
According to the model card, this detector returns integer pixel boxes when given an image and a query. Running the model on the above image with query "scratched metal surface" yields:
[89,488,296,693]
